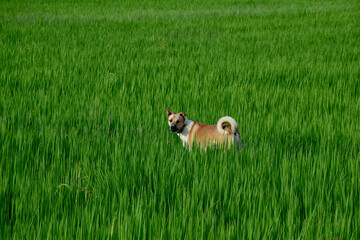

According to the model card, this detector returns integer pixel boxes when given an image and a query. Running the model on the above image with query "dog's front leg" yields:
[182,141,191,151]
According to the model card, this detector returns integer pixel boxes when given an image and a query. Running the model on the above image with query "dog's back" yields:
[188,120,240,149]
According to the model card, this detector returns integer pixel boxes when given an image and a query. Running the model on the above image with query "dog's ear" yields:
[179,112,187,118]
[166,108,174,117]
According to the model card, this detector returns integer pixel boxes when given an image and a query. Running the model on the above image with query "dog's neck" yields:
[177,118,194,147]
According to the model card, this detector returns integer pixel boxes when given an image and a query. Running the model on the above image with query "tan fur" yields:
[167,109,241,150]
[188,122,235,148]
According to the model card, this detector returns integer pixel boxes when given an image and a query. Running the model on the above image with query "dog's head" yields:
[166,109,187,133]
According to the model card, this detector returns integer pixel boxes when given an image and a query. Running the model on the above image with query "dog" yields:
[166,109,241,150]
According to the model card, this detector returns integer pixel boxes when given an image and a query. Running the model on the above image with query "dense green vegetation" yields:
[1,0,359,238]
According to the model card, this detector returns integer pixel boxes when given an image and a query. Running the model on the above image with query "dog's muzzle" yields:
[170,125,178,132]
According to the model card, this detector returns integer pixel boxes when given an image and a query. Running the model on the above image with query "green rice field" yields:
[1,0,359,238]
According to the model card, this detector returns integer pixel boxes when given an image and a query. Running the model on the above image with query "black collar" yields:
[177,123,186,134]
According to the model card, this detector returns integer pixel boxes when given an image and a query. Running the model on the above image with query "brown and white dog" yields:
[166,109,241,150]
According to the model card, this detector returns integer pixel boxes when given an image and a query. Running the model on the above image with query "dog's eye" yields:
[169,119,173,123]
[176,120,180,123]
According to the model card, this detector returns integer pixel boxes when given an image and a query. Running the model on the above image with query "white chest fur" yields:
[177,118,194,148]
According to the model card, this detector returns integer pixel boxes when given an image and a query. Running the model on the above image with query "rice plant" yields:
[0,0,359,239]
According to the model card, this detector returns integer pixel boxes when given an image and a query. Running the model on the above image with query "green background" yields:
[1,0,359,239]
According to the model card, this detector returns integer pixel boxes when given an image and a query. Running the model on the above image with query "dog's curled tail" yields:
[217,116,239,136]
